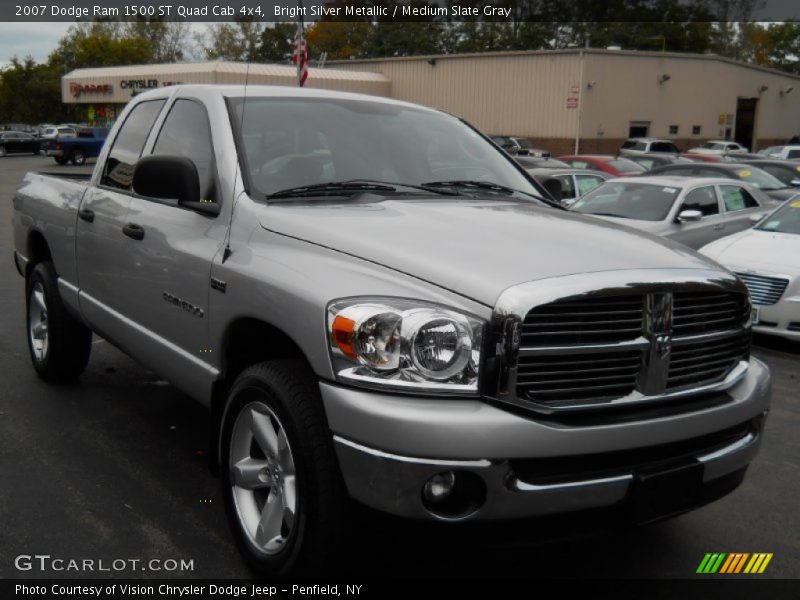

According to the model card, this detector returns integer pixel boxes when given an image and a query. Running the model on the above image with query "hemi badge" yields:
[210,277,227,293]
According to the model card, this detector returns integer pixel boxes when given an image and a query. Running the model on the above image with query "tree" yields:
[257,22,297,62]
[125,19,190,63]
[198,19,264,61]
[305,21,372,60]
[0,57,73,123]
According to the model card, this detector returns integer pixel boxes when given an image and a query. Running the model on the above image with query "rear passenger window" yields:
[720,186,759,212]
[151,99,216,201]
[555,175,575,199]
[788,150,800,159]
[682,186,719,216]
[101,100,165,191]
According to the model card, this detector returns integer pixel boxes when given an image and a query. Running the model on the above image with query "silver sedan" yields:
[570,176,780,249]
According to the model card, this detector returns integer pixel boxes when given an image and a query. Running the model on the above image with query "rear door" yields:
[668,185,725,248]
[718,184,766,234]
[76,99,165,338]
[113,97,225,370]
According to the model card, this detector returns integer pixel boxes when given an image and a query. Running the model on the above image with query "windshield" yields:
[732,166,785,190]
[229,97,539,200]
[608,158,646,173]
[512,137,537,149]
[755,200,800,234]
[703,142,725,150]
[571,181,679,221]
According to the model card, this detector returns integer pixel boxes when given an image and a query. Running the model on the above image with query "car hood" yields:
[582,214,668,234]
[258,198,719,306]
[763,188,798,201]
[700,228,800,273]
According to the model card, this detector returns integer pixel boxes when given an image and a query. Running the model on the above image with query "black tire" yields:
[26,262,92,382]
[54,156,67,165]
[220,360,346,576]
[71,149,86,165]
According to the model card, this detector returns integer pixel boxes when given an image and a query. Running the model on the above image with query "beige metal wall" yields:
[582,52,800,145]
[334,51,582,139]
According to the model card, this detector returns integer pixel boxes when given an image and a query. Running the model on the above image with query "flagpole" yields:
[297,0,304,86]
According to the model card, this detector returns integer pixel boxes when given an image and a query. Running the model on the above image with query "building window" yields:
[692,125,702,135]
[628,121,650,137]
[669,125,679,135]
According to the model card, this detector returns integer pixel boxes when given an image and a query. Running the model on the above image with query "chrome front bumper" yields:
[321,357,771,521]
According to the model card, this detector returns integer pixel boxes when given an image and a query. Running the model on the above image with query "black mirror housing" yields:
[133,155,215,214]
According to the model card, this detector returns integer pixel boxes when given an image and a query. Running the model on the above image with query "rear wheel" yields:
[70,149,86,165]
[220,360,346,575]
[26,262,92,382]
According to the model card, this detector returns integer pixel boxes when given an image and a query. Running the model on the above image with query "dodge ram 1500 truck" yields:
[13,85,771,575]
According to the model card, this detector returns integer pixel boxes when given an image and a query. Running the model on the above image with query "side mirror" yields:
[677,209,703,222]
[133,155,219,216]
[749,214,763,224]
[540,177,563,202]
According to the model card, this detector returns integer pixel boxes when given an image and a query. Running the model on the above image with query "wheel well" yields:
[208,318,308,474]
[26,231,52,277]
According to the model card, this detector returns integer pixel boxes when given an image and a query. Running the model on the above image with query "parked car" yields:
[557,154,647,176]
[490,135,550,158]
[570,176,777,248]
[689,140,749,154]
[681,152,723,163]
[514,156,570,169]
[526,167,610,207]
[618,138,680,156]
[43,127,110,165]
[0,131,41,157]
[1,123,37,136]
[758,145,800,160]
[701,199,800,341]
[13,85,770,575]
[39,126,77,142]
[625,154,692,170]
[645,162,798,201]
[736,159,800,188]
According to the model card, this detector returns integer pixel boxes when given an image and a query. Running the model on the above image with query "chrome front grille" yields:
[734,272,789,305]
[512,289,750,411]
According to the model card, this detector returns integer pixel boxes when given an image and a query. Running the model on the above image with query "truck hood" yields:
[258,198,720,306]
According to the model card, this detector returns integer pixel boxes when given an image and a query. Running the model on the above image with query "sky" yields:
[0,22,73,67]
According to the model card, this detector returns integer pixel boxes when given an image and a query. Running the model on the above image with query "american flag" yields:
[292,26,308,87]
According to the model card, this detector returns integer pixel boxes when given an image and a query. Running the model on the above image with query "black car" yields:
[645,162,798,201]
[491,135,551,158]
[0,131,41,157]
[625,153,693,170]
[735,159,800,188]
[526,167,610,207]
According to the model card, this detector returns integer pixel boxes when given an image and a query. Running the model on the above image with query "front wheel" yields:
[26,262,92,381]
[220,361,346,575]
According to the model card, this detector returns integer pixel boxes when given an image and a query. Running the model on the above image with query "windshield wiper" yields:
[267,181,397,199]
[585,212,630,219]
[267,179,461,200]
[422,180,562,208]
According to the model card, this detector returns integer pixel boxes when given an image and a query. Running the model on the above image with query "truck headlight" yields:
[327,299,483,394]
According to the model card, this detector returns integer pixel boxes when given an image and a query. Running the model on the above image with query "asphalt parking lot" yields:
[0,155,798,580]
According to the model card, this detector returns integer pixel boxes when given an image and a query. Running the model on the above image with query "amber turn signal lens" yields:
[332,315,356,358]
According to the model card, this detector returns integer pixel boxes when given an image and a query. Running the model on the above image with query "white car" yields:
[701,199,800,341]
[689,141,749,155]
[759,145,800,160]
[39,126,77,141]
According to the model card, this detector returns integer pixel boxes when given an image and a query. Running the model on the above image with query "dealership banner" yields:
[3,0,800,22]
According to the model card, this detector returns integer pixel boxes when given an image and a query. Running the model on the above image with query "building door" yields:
[735,98,757,151]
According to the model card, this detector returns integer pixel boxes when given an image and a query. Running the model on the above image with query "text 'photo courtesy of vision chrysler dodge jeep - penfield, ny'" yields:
[13,85,771,575]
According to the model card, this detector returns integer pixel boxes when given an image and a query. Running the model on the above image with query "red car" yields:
[680,152,723,163]
[557,154,646,176]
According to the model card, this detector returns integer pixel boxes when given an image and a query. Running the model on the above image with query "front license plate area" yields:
[751,306,760,324]
[627,460,704,524]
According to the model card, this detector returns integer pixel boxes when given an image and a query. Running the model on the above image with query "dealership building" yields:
[63,49,800,153]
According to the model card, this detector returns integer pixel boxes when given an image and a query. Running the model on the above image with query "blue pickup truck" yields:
[43,127,110,165]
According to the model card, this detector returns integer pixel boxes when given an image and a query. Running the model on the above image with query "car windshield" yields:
[571,181,679,221]
[756,200,800,234]
[703,142,725,150]
[229,96,540,200]
[512,137,537,149]
[732,166,785,190]
[608,158,646,173]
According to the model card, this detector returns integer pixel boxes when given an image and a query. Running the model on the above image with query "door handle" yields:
[78,209,94,223]
[122,223,145,241]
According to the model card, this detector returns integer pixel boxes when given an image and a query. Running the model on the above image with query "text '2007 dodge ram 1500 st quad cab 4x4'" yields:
[13,85,771,575]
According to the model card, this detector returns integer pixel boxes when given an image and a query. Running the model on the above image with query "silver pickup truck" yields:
[13,85,771,575]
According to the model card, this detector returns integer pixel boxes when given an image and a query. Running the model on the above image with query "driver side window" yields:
[681,186,719,216]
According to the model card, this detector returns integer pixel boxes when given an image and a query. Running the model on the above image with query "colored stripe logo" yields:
[697,553,773,574]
